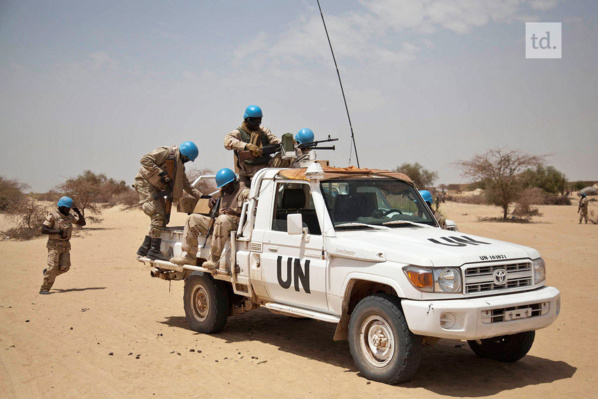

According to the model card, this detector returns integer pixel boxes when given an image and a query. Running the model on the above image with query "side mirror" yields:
[287,213,303,235]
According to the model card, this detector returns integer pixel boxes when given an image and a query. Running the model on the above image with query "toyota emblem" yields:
[493,269,508,285]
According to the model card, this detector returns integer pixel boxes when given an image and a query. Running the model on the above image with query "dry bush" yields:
[3,197,48,240]
[108,189,140,209]
[513,187,544,218]
[445,195,487,205]
[543,194,571,205]
[589,211,598,225]
[0,177,28,213]
[32,190,61,202]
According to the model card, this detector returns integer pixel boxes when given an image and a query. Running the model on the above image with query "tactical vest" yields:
[238,128,271,165]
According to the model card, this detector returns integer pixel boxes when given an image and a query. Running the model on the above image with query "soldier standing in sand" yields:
[578,193,589,224]
[39,196,86,295]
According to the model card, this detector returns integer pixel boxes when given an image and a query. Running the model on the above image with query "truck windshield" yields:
[321,179,436,228]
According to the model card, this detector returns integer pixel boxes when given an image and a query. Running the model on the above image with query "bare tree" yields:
[457,149,544,220]
[395,163,438,188]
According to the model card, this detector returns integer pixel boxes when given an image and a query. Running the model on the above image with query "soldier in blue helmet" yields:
[170,168,249,273]
[39,196,86,294]
[419,190,447,230]
[134,141,203,261]
[224,105,281,186]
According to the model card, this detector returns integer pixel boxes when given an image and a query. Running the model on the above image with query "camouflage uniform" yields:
[40,210,75,292]
[433,210,447,230]
[579,196,589,224]
[134,145,201,238]
[224,122,280,185]
[181,181,250,262]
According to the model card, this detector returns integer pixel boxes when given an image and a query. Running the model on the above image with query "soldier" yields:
[224,105,281,186]
[135,141,202,261]
[578,193,589,224]
[170,168,250,273]
[420,190,447,230]
[39,196,86,295]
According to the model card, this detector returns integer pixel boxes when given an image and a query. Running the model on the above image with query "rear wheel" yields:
[184,274,229,333]
[467,331,535,362]
[348,294,422,384]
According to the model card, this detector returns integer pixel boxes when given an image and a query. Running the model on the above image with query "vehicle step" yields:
[265,303,340,324]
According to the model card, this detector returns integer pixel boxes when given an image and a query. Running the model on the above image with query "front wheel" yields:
[183,274,229,333]
[348,294,422,384]
[467,331,535,362]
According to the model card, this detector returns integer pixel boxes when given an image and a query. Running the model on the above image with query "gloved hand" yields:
[246,143,262,157]
[159,170,172,185]
[72,206,81,214]
[209,197,218,207]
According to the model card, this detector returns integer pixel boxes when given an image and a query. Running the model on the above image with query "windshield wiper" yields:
[335,223,390,230]
[382,220,429,227]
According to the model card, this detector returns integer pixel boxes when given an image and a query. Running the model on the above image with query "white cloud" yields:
[530,0,558,11]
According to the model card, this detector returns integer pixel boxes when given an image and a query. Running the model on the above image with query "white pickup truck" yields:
[138,163,560,384]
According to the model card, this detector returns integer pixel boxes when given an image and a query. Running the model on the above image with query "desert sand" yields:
[0,200,596,398]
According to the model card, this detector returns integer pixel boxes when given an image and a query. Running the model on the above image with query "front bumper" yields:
[401,286,560,340]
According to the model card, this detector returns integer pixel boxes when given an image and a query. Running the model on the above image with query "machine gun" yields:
[237,143,282,164]
[203,196,222,247]
[298,135,338,151]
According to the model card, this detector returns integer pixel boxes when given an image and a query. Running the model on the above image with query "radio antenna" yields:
[316,0,361,168]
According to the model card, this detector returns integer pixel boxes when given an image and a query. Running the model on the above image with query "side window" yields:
[271,182,321,235]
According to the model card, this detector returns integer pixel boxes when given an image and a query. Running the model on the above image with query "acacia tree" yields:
[457,149,544,220]
[395,162,438,188]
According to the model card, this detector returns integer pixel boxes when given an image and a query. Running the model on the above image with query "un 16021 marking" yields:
[479,254,507,261]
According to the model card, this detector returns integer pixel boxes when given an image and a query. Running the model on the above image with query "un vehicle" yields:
[138,163,560,384]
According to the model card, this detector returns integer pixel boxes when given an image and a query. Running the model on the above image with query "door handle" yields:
[268,246,279,252]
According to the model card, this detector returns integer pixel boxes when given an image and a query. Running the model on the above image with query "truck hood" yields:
[326,225,540,267]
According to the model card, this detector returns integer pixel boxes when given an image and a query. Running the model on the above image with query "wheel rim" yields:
[359,315,395,367]
[191,285,209,322]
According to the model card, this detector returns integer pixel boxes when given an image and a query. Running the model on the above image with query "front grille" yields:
[464,261,533,294]
[481,302,550,324]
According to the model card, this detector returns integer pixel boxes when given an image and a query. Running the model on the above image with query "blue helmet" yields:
[581,193,587,197]
[179,141,199,162]
[295,128,314,145]
[57,196,73,208]
[215,168,237,188]
[419,190,433,205]
[243,105,263,119]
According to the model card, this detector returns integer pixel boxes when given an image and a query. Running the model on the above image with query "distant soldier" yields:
[420,190,447,230]
[170,168,249,273]
[39,196,86,295]
[135,141,202,261]
[224,105,281,186]
[578,193,589,224]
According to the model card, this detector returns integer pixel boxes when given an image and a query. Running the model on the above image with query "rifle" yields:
[203,196,222,247]
[298,135,338,151]
[237,143,282,164]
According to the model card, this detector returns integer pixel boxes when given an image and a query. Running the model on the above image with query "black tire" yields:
[467,331,535,362]
[348,294,422,384]
[183,273,229,334]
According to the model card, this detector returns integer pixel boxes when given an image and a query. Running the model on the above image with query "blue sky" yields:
[1,0,596,191]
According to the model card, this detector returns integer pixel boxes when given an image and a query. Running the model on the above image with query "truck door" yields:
[260,181,328,312]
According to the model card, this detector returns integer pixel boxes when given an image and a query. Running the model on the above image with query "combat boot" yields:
[170,252,197,266]
[147,238,169,261]
[137,235,151,257]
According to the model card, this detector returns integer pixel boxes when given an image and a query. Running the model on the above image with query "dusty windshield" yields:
[321,179,436,228]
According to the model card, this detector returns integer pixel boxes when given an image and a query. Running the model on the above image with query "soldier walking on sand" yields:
[170,168,249,273]
[39,196,86,295]
[134,141,202,261]
[224,105,281,186]
[578,193,589,224]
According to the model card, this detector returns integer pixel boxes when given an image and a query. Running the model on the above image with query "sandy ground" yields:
[0,201,596,398]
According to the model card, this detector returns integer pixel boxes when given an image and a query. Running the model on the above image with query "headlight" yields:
[533,258,546,284]
[404,266,462,293]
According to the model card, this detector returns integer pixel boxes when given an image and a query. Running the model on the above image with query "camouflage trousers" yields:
[40,240,71,292]
[579,210,588,223]
[182,214,239,261]
[135,177,165,238]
